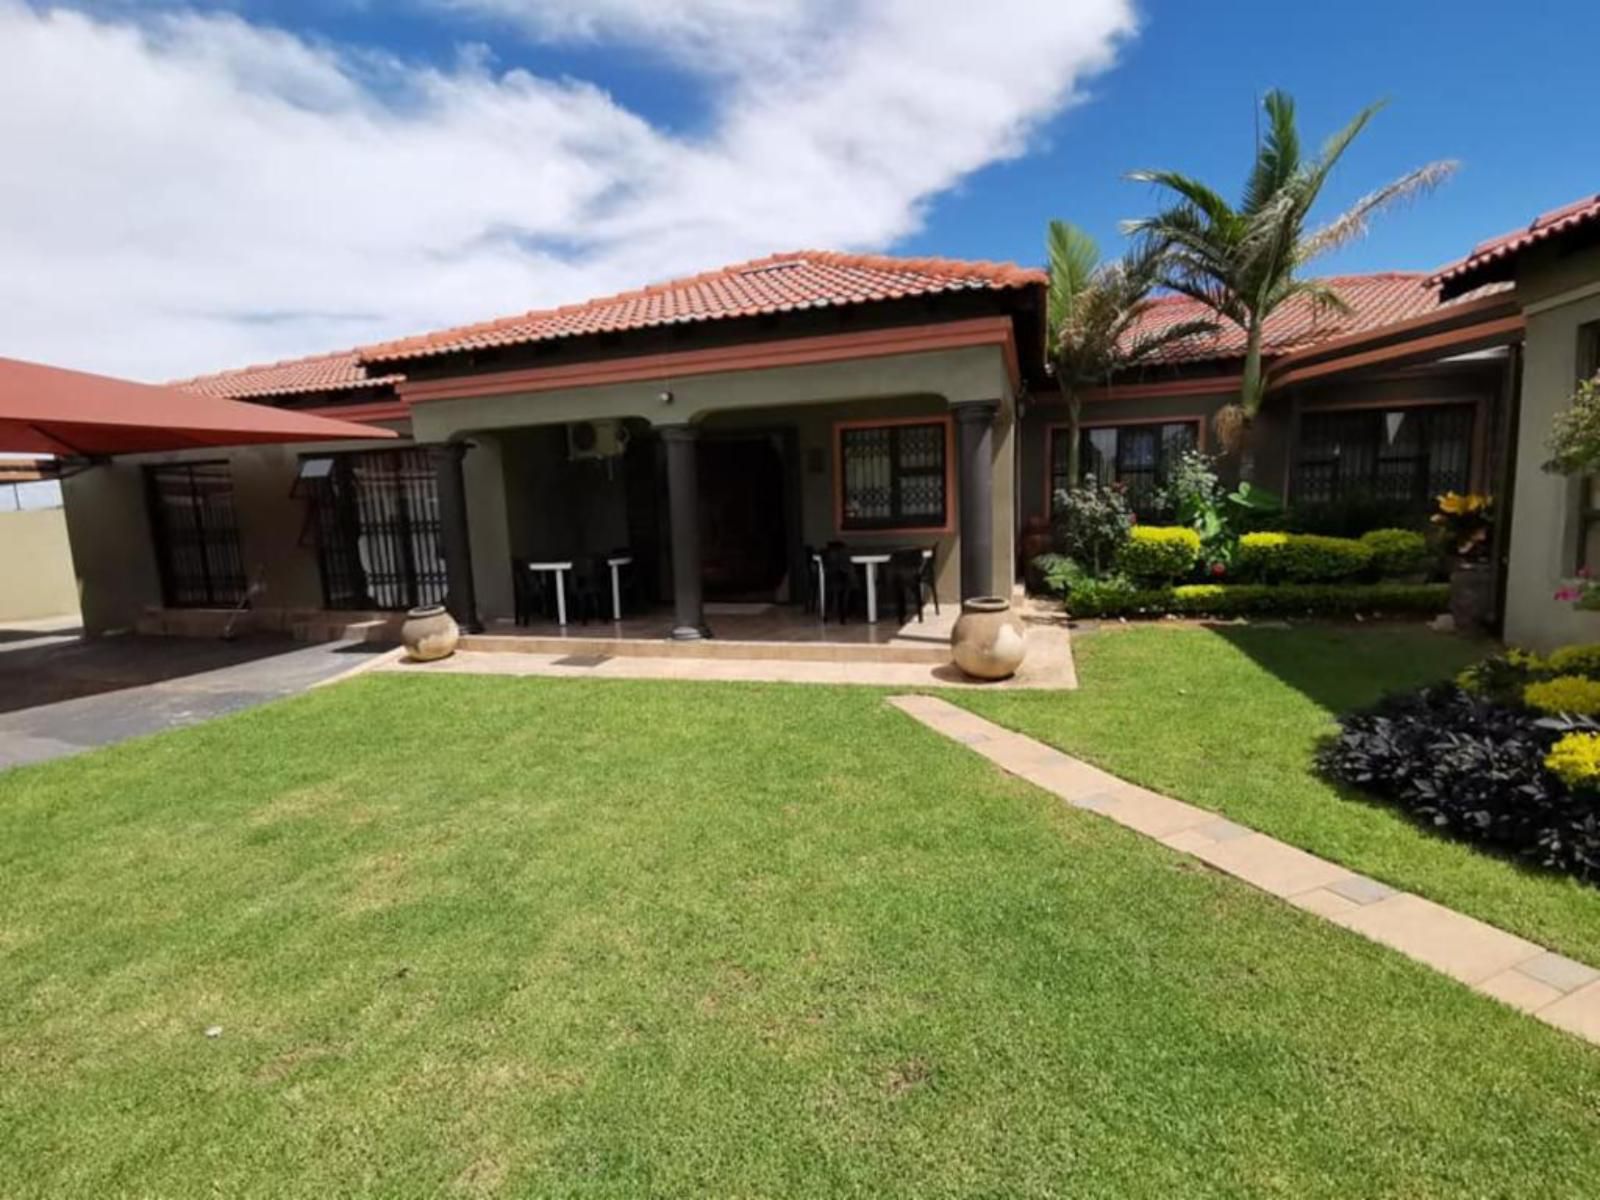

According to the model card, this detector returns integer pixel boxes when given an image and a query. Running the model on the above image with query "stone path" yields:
[890,693,1600,1048]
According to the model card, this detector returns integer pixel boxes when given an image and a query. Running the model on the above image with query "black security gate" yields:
[146,461,248,608]
[302,448,446,611]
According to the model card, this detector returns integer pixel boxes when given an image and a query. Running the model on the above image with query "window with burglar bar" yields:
[145,461,248,608]
[1053,421,1197,518]
[299,448,447,611]
[839,421,948,530]
[1576,323,1600,569]
[1292,404,1474,512]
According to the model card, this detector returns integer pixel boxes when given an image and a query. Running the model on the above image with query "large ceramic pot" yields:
[951,597,1027,681]
[1448,560,1494,636]
[401,604,460,662]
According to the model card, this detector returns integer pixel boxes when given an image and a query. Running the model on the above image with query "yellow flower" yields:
[1524,675,1600,716]
[1545,732,1600,788]
[1436,491,1489,516]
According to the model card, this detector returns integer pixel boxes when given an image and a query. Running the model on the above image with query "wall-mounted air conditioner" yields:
[567,419,630,461]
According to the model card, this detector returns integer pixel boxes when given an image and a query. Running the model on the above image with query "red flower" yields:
[1211,562,1227,578]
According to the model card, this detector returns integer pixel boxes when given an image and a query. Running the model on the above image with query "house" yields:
[1018,272,1523,529]
[53,215,1595,647]
[1429,194,1600,650]
[61,253,1046,640]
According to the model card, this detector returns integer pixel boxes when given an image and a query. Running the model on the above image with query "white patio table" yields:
[525,560,574,626]
[811,547,933,624]
[605,554,633,621]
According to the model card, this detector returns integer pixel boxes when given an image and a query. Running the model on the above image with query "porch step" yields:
[458,632,949,665]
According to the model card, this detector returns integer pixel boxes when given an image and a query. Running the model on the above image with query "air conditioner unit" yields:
[567,419,630,461]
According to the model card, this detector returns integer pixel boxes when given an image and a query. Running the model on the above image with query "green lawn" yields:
[961,624,1600,967]
[2,672,1598,1197]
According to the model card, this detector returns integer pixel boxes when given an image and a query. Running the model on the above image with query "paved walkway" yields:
[383,625,1077,690]
[891,694,1600,1048]
[0,634,391,771]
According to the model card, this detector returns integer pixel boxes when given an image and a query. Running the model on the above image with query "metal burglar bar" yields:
[146,462,248,608]
[304,448,447,611]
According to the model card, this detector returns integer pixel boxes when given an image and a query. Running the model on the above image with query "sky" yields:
[3,0,1597,383]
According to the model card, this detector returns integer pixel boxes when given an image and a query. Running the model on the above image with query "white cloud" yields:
[0,0,1134,381]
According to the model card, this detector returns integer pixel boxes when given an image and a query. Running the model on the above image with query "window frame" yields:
[144,459,248,609]
[833,416,954,534]
[1290,399,1481,512]
[1574,323,1600,569]
[1047,416,1205,517]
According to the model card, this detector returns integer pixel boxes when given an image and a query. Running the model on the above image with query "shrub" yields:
[1030,553,1094,598]
[1457,650,1547,706]
[1115,526,1202,584]
[1524,675,1600,717]
[1547,642,1600,678]
[1359,528,1431,578]
[1051,484,1132,576]
[1063,574,1142,612]
[1063,581,1446,619]
[1546,732,1600,789]
[1234,532,1374,583]
[1318,686,1600,883]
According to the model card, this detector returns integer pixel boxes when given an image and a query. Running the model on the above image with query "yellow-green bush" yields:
[1114,525,1201,584]
[1523,675,1600,716]
[1546,642,1600,679]
[1358,528,1431,578]
[1546,732,1600,788]
[1235,531,1374,583]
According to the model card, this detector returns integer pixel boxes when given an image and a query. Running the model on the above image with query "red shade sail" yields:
[0,356,399,456]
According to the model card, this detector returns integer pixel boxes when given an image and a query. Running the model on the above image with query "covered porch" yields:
[407,318,1025,646]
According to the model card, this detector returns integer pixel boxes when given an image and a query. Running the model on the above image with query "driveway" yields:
[0,625,390,770]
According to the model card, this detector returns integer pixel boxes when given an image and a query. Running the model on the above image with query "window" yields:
[1053,421,1198,517]
[1575,324,1600,568]
[145,462,247,608]
[1293,405,1474,511]
[839,421,948,531]
[299,448,447,611]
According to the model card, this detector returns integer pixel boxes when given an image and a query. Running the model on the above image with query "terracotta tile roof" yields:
[172,350,401,401]
[1124,272,1509,366]
[360,251,1046,365]
[1429,194,1600,293]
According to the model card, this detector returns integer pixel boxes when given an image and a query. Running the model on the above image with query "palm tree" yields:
[1047,219,1216,488]
[1123,90,1455,476]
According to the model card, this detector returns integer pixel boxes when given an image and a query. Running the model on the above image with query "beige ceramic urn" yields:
[951,597,1026,680]
[401,604,460,662]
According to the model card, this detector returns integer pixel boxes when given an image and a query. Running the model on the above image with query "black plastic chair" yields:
[821,543,862,624]
[509,558,539,626]
[886,548,930,625]
[801,543,819,614]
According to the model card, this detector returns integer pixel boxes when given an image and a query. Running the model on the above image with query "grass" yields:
[1,671,1598,1197]
[960,624,1600,967]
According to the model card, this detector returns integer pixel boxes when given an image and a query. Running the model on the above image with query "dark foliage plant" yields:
[1318,685,1600,883]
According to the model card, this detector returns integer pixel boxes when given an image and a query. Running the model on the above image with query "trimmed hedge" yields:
[1358,527,1431,577]
[1064,581,1448,619]
[1115,525,1201,584]
[1235,532,1373,583]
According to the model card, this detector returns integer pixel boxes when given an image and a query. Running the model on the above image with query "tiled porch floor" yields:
[484,602,958,649]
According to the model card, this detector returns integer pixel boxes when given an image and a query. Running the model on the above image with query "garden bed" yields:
[1320,644,1600,885]
[1062,581,1446,619]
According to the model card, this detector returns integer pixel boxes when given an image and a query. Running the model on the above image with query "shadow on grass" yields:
[1204,622,1489,716]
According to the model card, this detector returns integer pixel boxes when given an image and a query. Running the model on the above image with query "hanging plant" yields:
[1545,375,1600,475]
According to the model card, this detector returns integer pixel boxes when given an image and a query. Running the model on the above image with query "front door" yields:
[698,436,789,601]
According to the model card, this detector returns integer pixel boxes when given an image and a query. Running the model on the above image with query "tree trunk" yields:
[1235,319,1267,483]
[1064,388,1082,491]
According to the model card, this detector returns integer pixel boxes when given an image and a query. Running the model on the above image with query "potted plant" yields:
[1431,491,1493,634]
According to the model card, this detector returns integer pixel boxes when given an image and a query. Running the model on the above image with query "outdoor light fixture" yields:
[658,389,674,405]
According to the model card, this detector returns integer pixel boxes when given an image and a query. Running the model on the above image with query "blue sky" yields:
[3,1,1596,379]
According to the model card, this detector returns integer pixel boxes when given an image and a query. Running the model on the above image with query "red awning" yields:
[0,356,399,456]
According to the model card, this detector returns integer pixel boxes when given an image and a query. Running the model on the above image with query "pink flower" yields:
[1557,586,1583,602]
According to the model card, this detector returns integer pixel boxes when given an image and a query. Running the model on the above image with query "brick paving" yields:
[890,693,1600,1049]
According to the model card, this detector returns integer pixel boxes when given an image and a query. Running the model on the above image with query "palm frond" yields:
[1298,160,1459,263]
[1301,99,1386,203]
[1125,316,1221,365]
[1126,169,1237,228]
[1046,219,1101,355]
[1242,89,1302,215]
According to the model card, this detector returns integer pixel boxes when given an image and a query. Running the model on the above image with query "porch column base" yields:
[953,401,999,601]
[661,424,707,639]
